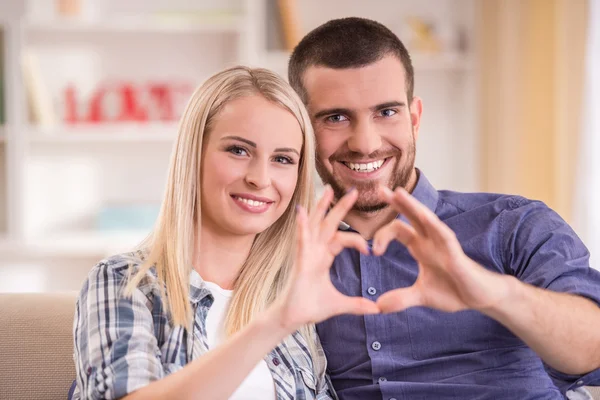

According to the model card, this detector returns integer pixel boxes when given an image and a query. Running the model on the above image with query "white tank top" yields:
[204,281,276,399]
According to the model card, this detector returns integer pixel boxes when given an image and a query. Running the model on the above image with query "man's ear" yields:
[409,96,423,140]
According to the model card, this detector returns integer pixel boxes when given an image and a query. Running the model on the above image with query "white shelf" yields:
[16,230,149,258]
[28,122,178,143]
[25,15,246,35]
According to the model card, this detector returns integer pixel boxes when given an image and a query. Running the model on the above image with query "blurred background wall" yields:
[0,0,597,293]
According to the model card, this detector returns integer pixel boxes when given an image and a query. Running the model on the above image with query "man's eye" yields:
[326,114,348,123]
[227,146,248,156]
[380,109,397,117]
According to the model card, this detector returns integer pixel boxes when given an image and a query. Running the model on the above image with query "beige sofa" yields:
[0,292,599,400]
[0,292,77,400]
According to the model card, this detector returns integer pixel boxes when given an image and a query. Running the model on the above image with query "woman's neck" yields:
[193,225,255,290]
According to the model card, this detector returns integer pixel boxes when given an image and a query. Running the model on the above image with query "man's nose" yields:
[346,120,382,155]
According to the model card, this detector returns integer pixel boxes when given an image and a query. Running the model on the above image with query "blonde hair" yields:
[125,66,315,341]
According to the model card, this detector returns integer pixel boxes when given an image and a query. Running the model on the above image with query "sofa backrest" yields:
[0,292,77,400]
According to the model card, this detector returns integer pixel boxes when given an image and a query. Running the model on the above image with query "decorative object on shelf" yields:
[276,0,301,52]
[64,81,194,124]
[56,0,81,17]
[400,16,465,57]
[96,203,160,232]
[403,17,443,54]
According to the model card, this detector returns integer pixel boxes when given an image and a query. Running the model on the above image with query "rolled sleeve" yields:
[502,199,600,392]
[74,261,165,399]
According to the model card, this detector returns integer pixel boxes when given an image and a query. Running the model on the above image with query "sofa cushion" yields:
[0,292,77,400]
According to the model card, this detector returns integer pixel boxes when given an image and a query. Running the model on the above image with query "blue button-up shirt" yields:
[317,171,600,400]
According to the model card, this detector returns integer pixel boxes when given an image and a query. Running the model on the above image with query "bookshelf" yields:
[0,0,481,292]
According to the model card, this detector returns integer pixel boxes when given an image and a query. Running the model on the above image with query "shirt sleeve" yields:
[501,197,600,392]
[313,326,339,400]
[73,260,166,399]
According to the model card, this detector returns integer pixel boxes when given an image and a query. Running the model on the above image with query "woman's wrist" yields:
[264,300,301,336]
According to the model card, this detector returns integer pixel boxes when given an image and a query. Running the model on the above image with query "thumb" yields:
[336,295,380,316]
[376,286,422,313]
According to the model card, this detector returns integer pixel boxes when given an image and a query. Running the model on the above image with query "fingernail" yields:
[295,205,301,213]
[380,186,393,196]
[346,186,356,194]
[372,241,380,254]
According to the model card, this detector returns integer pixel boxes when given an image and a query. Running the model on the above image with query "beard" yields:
[316,134,416,213]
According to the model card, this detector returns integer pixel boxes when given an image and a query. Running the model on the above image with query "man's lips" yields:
[338,157,391,173]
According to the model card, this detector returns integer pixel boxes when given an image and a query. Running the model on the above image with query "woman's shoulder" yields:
[83,250,160,294]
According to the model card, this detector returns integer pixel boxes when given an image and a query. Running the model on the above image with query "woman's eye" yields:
[380,109,397,117]
[326,114,348,123]
[274,155,294,165]
[228,146,248,156]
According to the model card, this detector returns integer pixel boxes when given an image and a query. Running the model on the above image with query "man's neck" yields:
[344,206,399,240]
[193,225,255,290]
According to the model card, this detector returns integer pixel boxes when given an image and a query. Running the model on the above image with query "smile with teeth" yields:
[343,159,385,173]
[232,196,270,207]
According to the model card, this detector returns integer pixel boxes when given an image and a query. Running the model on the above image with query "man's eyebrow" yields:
[221,136,256,147]
[313,101,406,120]
[313,108,355,120]
[371,101,406,111]
[274,147,300,156]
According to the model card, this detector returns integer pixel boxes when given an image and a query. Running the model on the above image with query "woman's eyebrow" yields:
[221,135,256,147]
[275,147,300,156]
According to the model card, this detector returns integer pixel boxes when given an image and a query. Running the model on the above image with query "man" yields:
[288,17,600,399]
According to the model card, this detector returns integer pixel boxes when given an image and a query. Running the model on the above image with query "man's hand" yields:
[372,186,512,314]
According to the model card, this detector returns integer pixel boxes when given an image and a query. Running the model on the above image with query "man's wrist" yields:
[476,274,524,320]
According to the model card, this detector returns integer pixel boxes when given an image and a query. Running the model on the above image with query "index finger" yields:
[320,188,358,239]
[379,186,427,236]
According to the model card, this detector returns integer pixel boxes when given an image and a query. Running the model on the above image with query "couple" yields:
[72,18,600,400]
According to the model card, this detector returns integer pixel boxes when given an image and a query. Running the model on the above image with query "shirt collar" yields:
[409,169,439,215]
[188,268,213,305]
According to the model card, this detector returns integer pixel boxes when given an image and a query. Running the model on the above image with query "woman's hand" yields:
[273,185,380,332]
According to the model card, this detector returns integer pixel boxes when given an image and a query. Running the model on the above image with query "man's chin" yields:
[353,201,389,213]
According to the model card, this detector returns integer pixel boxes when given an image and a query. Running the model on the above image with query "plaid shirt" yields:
[72,252,337,400]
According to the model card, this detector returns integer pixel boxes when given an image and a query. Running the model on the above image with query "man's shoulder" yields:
[437,189,548,217]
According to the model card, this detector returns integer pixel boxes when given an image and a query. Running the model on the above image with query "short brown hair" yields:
[288,17,414,104]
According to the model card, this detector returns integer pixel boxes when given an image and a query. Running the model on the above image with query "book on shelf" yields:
[276,0,301,52]
[21,49,57,127]
[0,29,4,125]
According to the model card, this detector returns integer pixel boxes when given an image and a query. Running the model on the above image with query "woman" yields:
[72,66,379,400]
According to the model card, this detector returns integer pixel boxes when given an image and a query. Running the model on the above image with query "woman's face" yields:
[200,94,303,237]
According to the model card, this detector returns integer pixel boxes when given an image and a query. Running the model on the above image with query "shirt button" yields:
[378,377,387,383]
[272,358,280,366]
[367,287,377,296]
[577,380,584,386]
[390,398,397,400]
[372,341,381,351]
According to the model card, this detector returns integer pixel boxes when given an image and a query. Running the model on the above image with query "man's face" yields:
[303,55,422,212]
